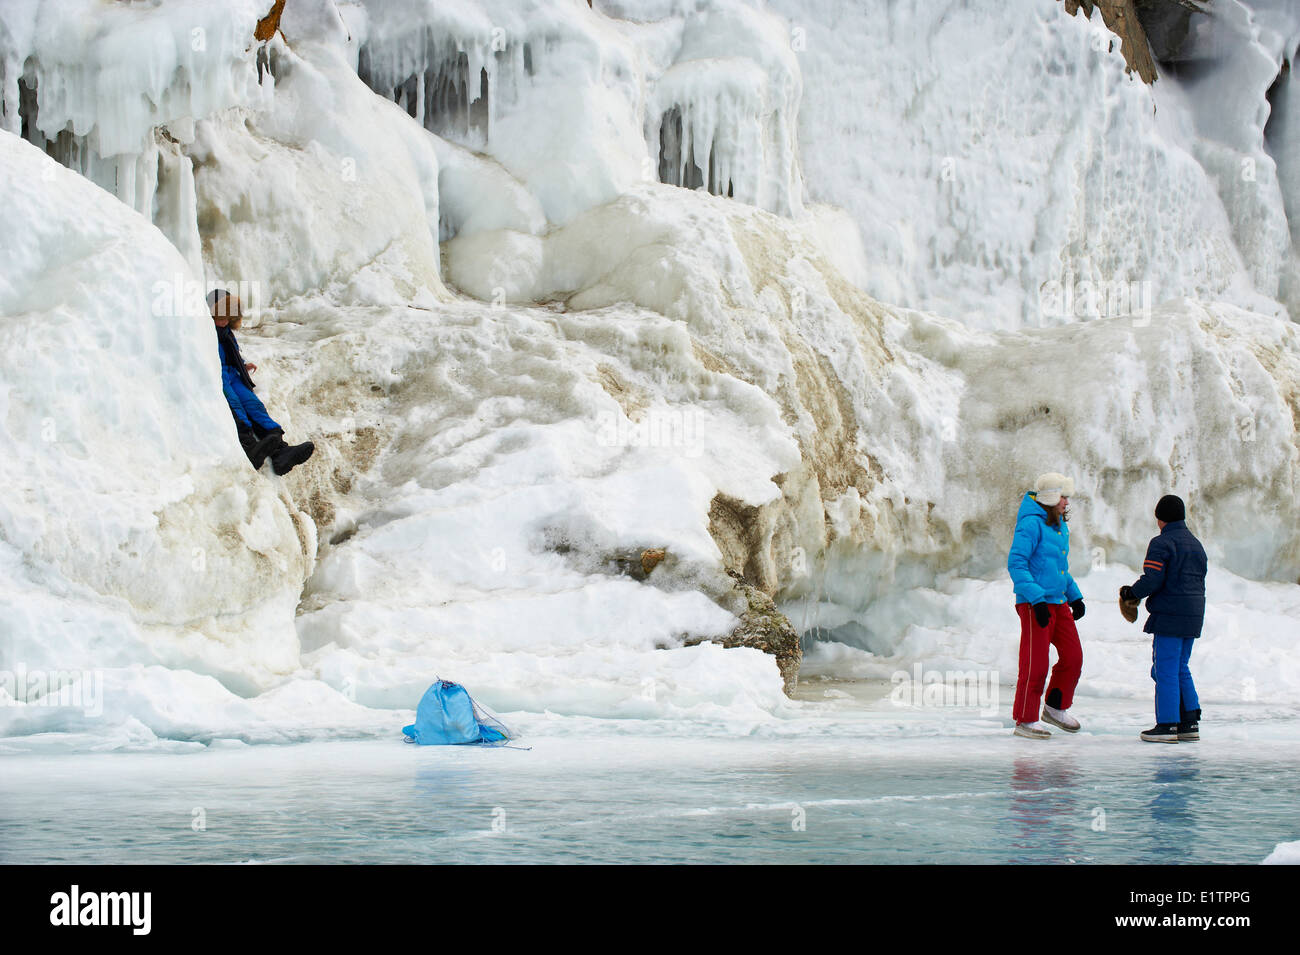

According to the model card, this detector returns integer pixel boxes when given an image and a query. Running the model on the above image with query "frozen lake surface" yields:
[2,683,1297,864]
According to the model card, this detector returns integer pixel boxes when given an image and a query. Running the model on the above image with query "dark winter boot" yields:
[1140,723,1180,743]
[237,424,278,470]
[270,435,315,475]
[1178,708,1201,742]
[237,423,257,457]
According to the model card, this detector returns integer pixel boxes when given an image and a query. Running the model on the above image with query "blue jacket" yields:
[1128,520,1207,637]
[1007,492,1082,606]
[216,324,256,390]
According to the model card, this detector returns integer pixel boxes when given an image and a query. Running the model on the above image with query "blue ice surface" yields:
[2,691,1296,864]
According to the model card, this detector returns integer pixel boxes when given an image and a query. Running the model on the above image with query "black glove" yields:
[1032,602,1051,628]
[1119,585,1135,602]
[1070,599,1085,620]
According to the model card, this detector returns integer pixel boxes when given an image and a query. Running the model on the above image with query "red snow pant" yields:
[1012,602,1082,724]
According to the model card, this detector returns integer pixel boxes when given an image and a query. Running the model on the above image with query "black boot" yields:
[237,423,257,457]
[1140,722,1180,743]
[1178,707,1201,742]
[237,424,278,470]
[270,434,315,475]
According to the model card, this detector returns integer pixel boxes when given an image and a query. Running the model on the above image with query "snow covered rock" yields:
[1061,1,1159,83]
[0,129,310,697]
[692,569,802,694]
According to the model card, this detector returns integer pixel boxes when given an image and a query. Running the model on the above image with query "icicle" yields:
[154,141,203,277]
[1,53,18,136]
[484,42,498,143]
[135,144,158,218]
[116,153,135,211]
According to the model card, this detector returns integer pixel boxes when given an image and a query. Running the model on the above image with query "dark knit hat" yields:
[208,288,241,318]
[1155,495,1185,523]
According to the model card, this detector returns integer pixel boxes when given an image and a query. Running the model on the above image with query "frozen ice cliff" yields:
[760,0,1300,327]
[0,0,1298,746]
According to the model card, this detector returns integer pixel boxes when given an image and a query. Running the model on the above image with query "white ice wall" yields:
[755,0,1300,327]
[0,0,271,273]
[190,37,447,306]
[7,0,1298,326]
[0,0,446,305]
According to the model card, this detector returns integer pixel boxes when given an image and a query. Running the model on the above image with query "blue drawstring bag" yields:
[402,680,511,745]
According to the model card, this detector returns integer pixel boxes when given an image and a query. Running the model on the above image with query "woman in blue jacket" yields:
[1006,473,1086,739]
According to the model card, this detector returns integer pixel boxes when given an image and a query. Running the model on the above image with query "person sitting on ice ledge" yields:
[1006,472,1086,740]
[1120,494,1206,744]
[208,289,315,475]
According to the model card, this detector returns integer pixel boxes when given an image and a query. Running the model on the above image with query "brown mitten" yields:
[1119,595,1139,623]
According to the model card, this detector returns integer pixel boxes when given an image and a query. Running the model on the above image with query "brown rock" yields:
[255,0,287,43]
[1061,0,1160,84]
[688,569,802,696]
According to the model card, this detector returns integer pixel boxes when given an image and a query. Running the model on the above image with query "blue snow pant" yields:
[1151,635,1199,725]
[222,365,280,433]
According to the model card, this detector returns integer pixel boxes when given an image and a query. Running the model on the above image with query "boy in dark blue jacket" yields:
[1120,495,1207,743]
[209,289,315,476]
